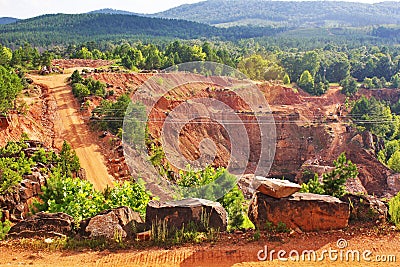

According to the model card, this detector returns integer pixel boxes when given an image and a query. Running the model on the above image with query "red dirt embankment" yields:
[0,226,399,266]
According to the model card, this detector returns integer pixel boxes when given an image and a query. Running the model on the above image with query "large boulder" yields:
[340,193,387,223]
[248,192,350,232]
[146,198,227,231]
[79,206,144,239]
[8,212,74,238]
[252,177,301,198]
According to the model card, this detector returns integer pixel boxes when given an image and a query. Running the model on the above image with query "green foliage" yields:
[389,192,400,228]
[322,153,358,198]
[35,175,151,222]
[91,94,144,137]
[283,73,291,85]
[350,96,395,138]
[0,65,23,114]
[34,173,106,222]
[58,141,80,177]
[237,54,285,81]
[82,77,106,97]
[387,151,400,173]
[0,142,34,194]
[70,70,83,84]
[301,153,358,198]
[0,213,11,240]
[265,221,290,233]
[72,83,90,99]
[104,180,150,218]
[391,73,400,89]
[300,173,325,195]
[340,76,358,96]
[177,165,247,230]
[298,70,314,94]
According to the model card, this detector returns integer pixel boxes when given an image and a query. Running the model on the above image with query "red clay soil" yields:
[0,226,399,266]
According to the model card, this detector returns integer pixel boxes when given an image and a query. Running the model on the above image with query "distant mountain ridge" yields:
[154,0,400,27]
[88,8,140,16]
[0,13,283,47]
[0,17,18,25]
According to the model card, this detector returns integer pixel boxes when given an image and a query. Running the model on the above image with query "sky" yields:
[0,0,398,19]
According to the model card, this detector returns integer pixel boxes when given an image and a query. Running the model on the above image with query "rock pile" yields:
[248,177,350,232]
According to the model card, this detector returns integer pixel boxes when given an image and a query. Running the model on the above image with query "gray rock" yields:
[79,206,144,239]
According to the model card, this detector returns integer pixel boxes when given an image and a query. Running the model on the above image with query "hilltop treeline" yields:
[2,39,400,96]
[0,13,285,48]
[156,0,400,27]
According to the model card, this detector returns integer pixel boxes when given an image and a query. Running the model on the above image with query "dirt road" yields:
[1,229,399,266]
[29,70,114,190]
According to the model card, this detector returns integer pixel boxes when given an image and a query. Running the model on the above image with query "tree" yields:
[322,153,358,198]
[283,74,291,85]
[70,70,83,84]
[301,51,320,78]
[388,151,400,173]
[72,83,90,99]
[0,66,23,114]
[298,70,314,93]
[0,45,12,66]
[58,141,80,177]
[390,73,400,89]
[350,96,394,137]
[340,76,358,96]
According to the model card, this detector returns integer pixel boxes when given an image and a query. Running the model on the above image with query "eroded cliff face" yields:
[145,80,396,197]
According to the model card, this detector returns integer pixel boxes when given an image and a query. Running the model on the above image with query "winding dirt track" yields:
[28,70,114,190]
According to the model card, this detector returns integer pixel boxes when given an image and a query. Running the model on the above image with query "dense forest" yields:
[155,0,400,27]
[0,13,286,47]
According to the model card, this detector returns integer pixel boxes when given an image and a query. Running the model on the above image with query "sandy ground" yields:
[0,228,399,266]
[28,71,114,190]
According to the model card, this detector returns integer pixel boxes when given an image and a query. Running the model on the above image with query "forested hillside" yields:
[0,17,18,25]
[155,0,400,27]
[0,13,283,47]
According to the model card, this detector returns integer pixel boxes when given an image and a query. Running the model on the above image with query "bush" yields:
[177,165,247,230]
[389,192,400,228]
[300,153,358,198]
[0,213,11,240]
[34,173,151,222]
[340,76,358,96]
[72,83,90,99]
[0,142,34,194]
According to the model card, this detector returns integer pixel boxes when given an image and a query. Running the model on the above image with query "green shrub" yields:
[72,83,90,99]
[300,153,358,198]
[300,173,325,194]
[34,174,151,222]
[0,213,11,240]
[389,192,400,228]
[177,165,247,230]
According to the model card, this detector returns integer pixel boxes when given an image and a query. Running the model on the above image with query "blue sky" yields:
[0,0,397,19]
